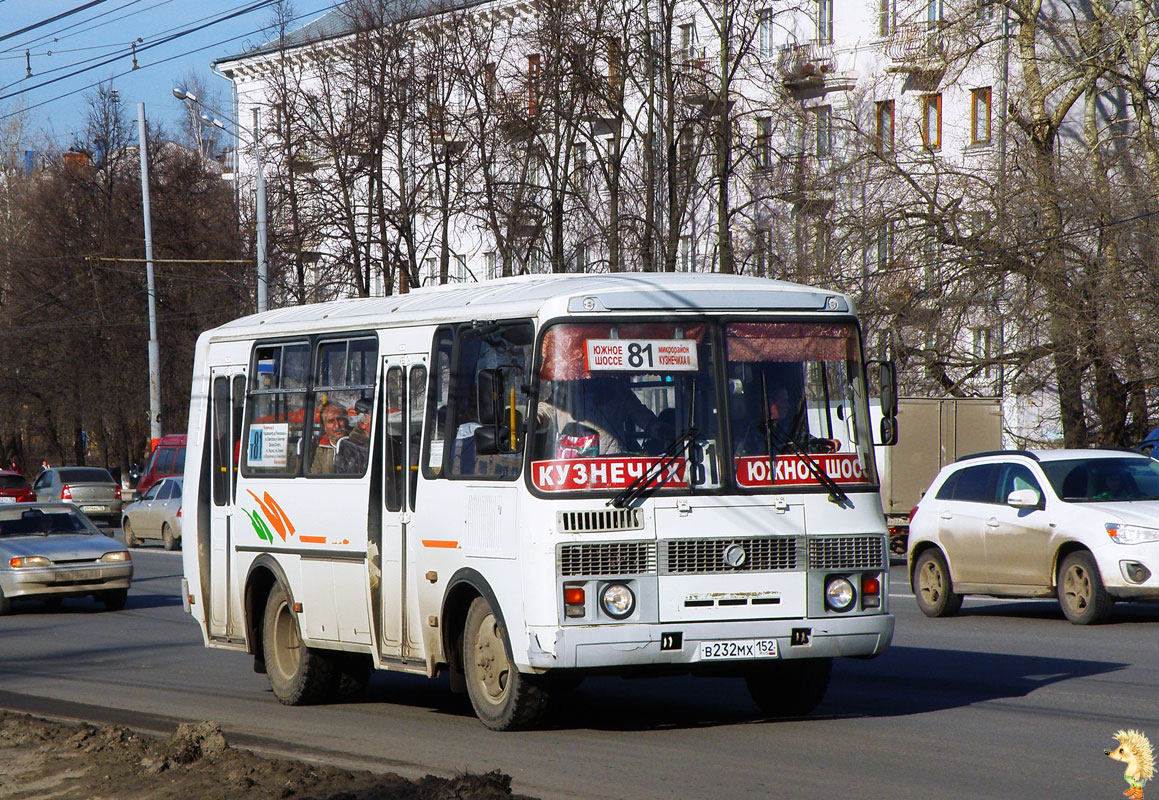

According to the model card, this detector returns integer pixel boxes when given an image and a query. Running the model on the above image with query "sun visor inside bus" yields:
[566,290,848,314]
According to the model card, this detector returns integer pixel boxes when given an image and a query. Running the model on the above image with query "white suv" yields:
[908,449,1159,624]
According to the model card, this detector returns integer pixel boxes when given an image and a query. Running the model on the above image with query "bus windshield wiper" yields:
[608,426,699,509]
[769,427,851,508]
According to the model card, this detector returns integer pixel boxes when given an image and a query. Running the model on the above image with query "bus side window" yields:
[384,366,404,512]
[243,342,309,476]
[423,328,454,480]
[448,321,533,480]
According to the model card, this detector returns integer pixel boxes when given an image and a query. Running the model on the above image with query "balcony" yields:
[776,42,835,91]
[774,153,834,210]
[885,22,946,78]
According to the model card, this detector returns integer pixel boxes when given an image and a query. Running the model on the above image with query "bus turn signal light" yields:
[862,574,881,608]
[564,586,585,618]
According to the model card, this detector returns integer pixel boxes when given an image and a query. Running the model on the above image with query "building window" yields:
[680,23,699,62]
[608,37,623,93]
[758,8,773,56]
[976,0,994,23]
[921,93,941,150]
[423,257,437,286]
[873,221,894,272]
[971,87,992,144]
[679,129,696,183]
[812,105,832,157]
[878,0,893,36]
[484,62,498,103]
[755,116,772,169]
[573,143,587,191]
[485,251,499,280]
[453,254,467,282]
[679,235,693,272]
[528,54,541,116]
[875,100,894,154]
[816,0,833,44]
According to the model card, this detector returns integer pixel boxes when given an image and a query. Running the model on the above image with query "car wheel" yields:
[745,657,832,717]
[0,589,9,616]
[161,523,178,551]
[914,548,963,618]
[43,597,63,611]
[101,589,128,611]
[262,583,338,705]
[462,596,549,731]
[123,519,139,548]
[1057,551,1113,625]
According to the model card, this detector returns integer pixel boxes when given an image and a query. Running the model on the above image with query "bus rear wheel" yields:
[745,657,832,717]
[462,597,549,731]
[262,583,338,705]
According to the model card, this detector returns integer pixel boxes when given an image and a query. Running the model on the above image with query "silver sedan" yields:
[0,503,132,613]
[120,477,182,550]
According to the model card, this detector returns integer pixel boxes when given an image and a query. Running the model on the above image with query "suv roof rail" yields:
[955,449,1040,463]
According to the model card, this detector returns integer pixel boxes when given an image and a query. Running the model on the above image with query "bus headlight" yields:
[825,576,856,612]
[600,583,635,619]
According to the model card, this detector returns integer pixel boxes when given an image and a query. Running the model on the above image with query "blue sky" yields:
[1,0,337,148]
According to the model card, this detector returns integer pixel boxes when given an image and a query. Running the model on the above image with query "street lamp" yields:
[174,87,268,313]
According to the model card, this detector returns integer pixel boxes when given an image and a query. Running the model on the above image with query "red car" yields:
[0,470,34,505]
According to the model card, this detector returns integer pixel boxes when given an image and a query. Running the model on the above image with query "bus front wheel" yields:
[462,597,549,731]
[262,583,338,705]
[745,657,832,717]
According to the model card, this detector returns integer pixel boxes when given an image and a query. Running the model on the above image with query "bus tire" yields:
[262,583,338,705]
[462,596,549,731]
[745,657,832,717]
[336,654,374,699]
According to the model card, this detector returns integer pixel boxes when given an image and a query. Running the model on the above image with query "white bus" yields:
[181,273,897,730]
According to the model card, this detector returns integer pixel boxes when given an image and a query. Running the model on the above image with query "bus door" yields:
[208,367,246,640]
[379,354,427,662]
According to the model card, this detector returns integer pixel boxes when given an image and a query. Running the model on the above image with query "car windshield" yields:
[724,321,877,490]
[531,321,718,494]
[1040,457,1159,502]
[57,467,113,484]
[0,508,94,536]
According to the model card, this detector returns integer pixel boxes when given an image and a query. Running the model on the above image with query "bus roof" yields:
[205,273,855,340]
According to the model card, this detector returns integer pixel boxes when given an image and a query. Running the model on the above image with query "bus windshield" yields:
[530,319,876,495]
[531,321,719,494]
[725,321,876,490]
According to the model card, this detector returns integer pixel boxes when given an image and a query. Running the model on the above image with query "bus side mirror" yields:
[477,368,500,425]
[879,416,898,447]
[474,426,498,456]
[879,361,898,419]
[474,411,524,456]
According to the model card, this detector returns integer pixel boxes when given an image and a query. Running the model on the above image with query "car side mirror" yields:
[1007,488,1042,509]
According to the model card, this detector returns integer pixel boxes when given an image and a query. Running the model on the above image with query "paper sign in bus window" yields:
[248,423,289,467]
[585,339,698,372]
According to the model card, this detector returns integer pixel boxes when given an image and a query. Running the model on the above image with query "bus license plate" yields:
[699,639,778,660]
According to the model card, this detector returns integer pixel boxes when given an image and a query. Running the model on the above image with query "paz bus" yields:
[181,273,898,730]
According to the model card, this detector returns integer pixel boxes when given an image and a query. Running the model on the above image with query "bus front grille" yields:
[659,537,802,574]
[559,541,656,577]
[808,536,886,570]
[557,508,644,534]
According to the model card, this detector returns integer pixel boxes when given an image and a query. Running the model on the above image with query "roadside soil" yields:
[0,711,532,800]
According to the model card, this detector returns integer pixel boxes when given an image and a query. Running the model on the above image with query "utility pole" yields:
[137,103,162,449]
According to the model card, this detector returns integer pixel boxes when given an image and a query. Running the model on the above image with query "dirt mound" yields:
[0,710,532,800]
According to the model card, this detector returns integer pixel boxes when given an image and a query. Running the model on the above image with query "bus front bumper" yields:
[525,613,894,670]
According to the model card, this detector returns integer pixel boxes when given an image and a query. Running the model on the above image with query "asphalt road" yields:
[1,541,1157,800]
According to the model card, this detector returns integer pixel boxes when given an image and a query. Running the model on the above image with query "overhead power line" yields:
[0,0,120,45]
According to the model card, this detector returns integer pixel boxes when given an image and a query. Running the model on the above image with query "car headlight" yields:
[100,551,131,563]
[825,576,856,612]
[8,556,50,568]
[1106,523,1159,545]
[600,583,635,619]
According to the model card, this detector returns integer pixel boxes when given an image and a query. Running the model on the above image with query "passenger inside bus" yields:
[732,368,837,456]
[536,375,669,458]
[335,397,372,475]
[310,401,350,474]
